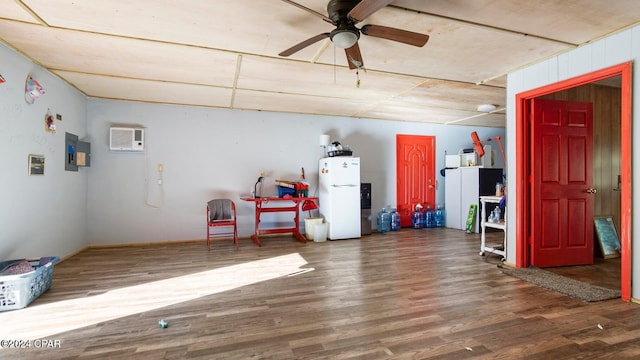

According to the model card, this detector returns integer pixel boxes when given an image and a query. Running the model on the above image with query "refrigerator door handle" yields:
[331,184,358,187]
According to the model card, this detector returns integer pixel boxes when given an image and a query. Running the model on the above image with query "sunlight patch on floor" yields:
[0,253,311,339]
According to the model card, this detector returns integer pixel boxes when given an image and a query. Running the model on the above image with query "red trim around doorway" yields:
[515,62,632,301]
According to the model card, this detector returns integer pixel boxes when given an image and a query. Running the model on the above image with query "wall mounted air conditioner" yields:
[109,127,145,151]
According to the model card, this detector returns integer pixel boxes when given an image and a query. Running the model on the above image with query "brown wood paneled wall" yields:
[540,82,622,235]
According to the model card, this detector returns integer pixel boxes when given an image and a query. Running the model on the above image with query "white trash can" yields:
[313,223,328,242]
[304,217,323,240]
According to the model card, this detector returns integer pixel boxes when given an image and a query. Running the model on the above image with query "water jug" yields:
[390,208,401,231]
[411,206,423,229]
[377,208,391,233]
[435,204,444,228]
[424,206,434,228]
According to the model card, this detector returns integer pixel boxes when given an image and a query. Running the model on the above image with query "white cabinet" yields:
[444,167,462,230]
[444,167,503,233]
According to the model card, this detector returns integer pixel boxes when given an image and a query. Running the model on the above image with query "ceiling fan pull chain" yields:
[356,68,360,88]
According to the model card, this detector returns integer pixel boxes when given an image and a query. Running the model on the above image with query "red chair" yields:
[206,199,238,250]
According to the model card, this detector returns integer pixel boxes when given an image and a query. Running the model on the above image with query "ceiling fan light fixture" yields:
[331,29,358,48]
[477,104,497,112]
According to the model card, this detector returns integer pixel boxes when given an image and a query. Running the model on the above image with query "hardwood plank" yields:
[0,229,637,359]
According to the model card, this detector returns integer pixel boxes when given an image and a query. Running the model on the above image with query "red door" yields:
[396,135,436,227]
[531,99,594,267]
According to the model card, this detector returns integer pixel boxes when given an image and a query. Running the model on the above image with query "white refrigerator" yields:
[318,157,361,240]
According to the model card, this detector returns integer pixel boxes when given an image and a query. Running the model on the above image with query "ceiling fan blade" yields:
[281,0,334,24]
[348,0,394,23]
[361,24,429,47]
[345,42,364,70]
[279,33,330,57]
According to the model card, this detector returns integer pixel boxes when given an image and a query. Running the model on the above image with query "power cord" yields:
[482,246,505,266]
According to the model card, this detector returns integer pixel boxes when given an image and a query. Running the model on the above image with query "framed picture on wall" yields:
[28,154,45,175]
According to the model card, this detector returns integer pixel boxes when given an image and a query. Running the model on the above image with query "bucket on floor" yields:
[304,217,323,240]
[313,223,328,242]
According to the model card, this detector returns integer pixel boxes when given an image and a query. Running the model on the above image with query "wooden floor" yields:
[2,229,639,359]
[546,256,621,290]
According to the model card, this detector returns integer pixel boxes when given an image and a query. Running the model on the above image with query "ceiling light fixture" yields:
[331,31,358,48]
[477,104,497,112]
[330,25,359,49]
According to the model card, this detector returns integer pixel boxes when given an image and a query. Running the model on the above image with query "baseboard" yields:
[87,239,205,249]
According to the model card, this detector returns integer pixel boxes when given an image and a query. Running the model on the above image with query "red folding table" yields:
[242,197,318,246]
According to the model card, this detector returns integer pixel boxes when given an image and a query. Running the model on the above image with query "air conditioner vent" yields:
[110,127,145,151]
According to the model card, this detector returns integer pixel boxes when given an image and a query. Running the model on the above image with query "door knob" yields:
[586,188,597,194]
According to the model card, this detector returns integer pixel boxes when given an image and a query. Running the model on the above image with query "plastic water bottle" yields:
[390,208,401,231]
[412,205,423,229]
[494,206,502,222]
[488,208,496,222]
[377,208,391,233]
[435,204,444,228]
[424,206,434,228]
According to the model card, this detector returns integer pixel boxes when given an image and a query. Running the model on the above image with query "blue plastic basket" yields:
[277,186,296,198]
[0,256,59,311]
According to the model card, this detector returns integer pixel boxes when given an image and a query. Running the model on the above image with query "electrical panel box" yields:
[76,140,91,167]
[109,127,144,151]
[65,132,91,171]
[65,132,79,171]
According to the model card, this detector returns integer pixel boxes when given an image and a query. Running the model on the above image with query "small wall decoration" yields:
[45,109,56,133]
[0,74,5,83]
[28,154,45,175]
[25,75,45,104]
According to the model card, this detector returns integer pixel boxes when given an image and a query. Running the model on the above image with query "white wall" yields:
[1,38,505,260]
[86,99,505,245]
[506,24,640,298]
[0,42,88,260]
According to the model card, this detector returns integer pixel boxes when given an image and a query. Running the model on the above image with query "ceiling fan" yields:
[278,0,429,69]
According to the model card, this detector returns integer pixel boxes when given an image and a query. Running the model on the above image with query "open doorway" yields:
[515,62,632,301]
